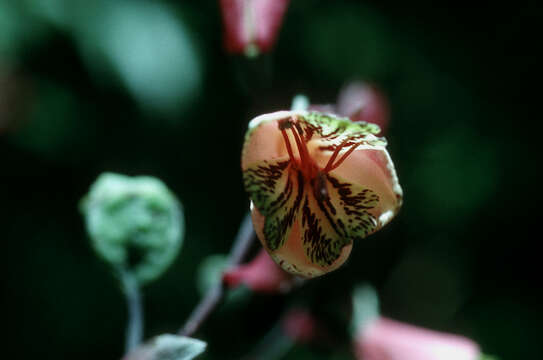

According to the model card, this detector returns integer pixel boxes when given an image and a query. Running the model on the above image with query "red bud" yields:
[219,0,290,55]
[222,249,294,293]
[337,82,390,135]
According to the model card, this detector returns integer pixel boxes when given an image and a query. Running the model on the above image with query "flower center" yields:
[278,116,361,180]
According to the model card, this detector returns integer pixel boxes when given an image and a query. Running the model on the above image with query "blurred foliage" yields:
[1,0,541,359]
[125,334,207,360]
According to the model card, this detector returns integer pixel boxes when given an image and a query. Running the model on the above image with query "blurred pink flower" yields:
[222,249,294,293]
[219,0,290,55]
[337,82,390,135]
[354,317,481,360]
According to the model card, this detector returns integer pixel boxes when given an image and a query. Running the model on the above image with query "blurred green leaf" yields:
[77,0,202,118]
[125,334,206,360]
[0,1,51,61]
[21,0,203,118]
[0,2,21,57]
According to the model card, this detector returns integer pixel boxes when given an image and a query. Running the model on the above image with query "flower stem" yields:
[121,270,144,354]
[178,212,255,336]
[291,94,310,111]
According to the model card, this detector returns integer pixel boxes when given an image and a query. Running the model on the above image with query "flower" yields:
[242,111,402,278]
[337,82,390,135]
[219,0,290,56]
[354,317,481,360]
[222,249,294,293]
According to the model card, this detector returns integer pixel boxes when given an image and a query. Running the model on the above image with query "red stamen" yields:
[279,116,358,178]
[323,140,350,172]
[281,129,296,164]
[290,127,307,163]
[289,120,315,177]
[328,143,360,171]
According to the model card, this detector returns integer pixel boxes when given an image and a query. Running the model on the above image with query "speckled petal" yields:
[243,158,303,251]
[299,173,379,269]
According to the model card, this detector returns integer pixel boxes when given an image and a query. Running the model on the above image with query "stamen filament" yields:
[290,127,308,164]
[280,129,296,164]
[323,140,350,172]
[328,143,361,171]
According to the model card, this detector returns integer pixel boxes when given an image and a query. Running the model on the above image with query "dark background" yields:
[1,0,541,359]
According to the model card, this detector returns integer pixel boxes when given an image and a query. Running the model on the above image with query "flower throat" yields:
[278,116,361,181]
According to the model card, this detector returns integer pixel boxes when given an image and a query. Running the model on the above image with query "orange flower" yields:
[242,111,402,278]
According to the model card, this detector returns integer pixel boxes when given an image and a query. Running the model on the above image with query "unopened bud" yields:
[222,249,294,293]
[337,82,390,135]
[81,173,184,285]
[219,0,290,56]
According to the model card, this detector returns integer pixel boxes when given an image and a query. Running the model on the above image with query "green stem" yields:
[291,94,310,111]
[178,213,255,336]
[121,270,143,354]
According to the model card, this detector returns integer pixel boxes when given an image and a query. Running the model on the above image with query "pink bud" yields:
[337,82,390,135]
[219,0,290,55]
[281,308,318,344]
[354,317,481,360]
[222,249,294,293]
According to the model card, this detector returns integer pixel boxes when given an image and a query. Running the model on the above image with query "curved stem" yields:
[121,270,143,354]
[228,212,257,266]
[178,212,255,336]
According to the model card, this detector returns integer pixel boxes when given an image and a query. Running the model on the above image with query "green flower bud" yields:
[81,173,184,284]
